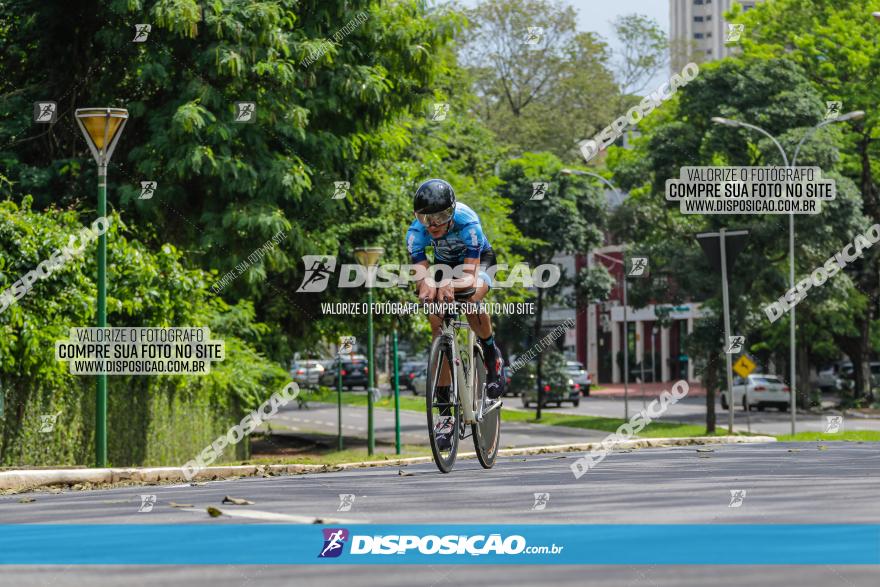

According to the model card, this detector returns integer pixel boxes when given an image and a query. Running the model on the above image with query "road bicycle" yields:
[425,292,502,473]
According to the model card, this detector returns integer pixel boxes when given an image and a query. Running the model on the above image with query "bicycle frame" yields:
[439,313,501,425]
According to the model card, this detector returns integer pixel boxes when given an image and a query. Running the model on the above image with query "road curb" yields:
[0,435,774,493]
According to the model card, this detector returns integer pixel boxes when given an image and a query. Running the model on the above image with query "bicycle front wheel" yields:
[472,345,500,469]
[426,336,459,473]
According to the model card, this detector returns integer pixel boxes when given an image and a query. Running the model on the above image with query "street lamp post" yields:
[74,108,129,468]
[591,249,630,419]
[354,246,384,456]
[712,112,863,434]
[560,169,631,418]
[392,328,401,454]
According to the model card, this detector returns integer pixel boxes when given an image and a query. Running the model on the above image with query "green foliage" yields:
[459,0,620,160]
[604,57,868,398]
[0,199,287,466]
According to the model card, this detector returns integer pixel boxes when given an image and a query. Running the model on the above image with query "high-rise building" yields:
[670,0,765,70]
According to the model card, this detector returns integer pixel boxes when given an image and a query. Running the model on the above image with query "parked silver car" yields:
[565,361,591,396]
[291,360,325,386]
[411,366,428,396]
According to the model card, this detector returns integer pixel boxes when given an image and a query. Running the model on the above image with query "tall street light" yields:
[561,169,633,419]
[712,113,863,434]
[75,107,129,468]
[354,246,384,456]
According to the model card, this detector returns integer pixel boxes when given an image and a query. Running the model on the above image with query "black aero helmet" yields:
[413,179,456,227]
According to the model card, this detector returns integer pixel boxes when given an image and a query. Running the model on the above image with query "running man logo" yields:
[728,489,746,508]
[531,492,550,511]
[333,181,349,200]
[140,181,157,200]
[297,256,338,292]
[726,24,744,43]
[132,24,151,42]
[531,182,549,201]
[39,412,60,433]
[430,103,450,121]
[338,336,356,355]
[337,494,355,512]
[628,257,648,277]
[33,102,57,123]
[524,26,544,46]
[825,101,842,120]
[234,102,256,123]
[138,494,157,512]
[726,336,745,354]
[824,415,843,434]
[318,528,349,558]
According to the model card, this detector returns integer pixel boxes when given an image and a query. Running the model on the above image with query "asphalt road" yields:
[273,401,607,447]
[1,441,878,586]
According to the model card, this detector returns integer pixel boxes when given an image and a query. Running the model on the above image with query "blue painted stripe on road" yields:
[0,524,877,565]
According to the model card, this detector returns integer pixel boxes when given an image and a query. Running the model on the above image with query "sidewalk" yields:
[593,381,706,398]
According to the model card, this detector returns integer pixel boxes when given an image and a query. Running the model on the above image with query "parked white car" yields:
[721,374,790,411]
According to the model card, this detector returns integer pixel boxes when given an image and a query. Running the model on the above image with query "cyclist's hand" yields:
[418,282,436,304]
[437,284,455,302]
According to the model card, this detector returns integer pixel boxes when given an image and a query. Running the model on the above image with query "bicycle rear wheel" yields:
[472,345,500,469]
[426,336,459,473]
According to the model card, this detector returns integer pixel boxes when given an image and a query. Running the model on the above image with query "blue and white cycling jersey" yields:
[405,202,492,264]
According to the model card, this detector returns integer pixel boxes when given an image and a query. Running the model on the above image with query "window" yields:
[694,0,704,4]
[706,48,713,54]
[694,33,704,39]
[706,32,712,38]
[694,16,704,22]
[706,15,712,21]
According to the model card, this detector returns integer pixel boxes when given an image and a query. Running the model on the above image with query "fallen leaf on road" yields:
[207,507,223,517]
[222,496,254,505]
[18,497,35,503]
[398,469,413,476]
[168,502,194,508]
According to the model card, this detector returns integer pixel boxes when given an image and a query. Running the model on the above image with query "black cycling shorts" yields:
[432,248,497,289]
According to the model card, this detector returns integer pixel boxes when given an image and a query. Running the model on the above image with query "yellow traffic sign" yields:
[733,355,756,378]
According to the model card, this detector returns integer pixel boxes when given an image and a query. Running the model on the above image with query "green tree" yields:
[0,198,286,466]
[498,151,606,418]
[733,0,880,400]
[0,0,460,363]
[606,58,867,428]
[459,0,619,160]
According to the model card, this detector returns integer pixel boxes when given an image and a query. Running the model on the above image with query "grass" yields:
[300,387,880,441]
[498,409,739,438]
[302,387,731,438]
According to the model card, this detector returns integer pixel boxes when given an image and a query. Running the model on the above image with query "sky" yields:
[571,0,670,87]
[570,0,669,52]
[453,0,671,87]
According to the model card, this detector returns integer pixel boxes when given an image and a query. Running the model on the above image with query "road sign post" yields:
[697,229,750,435]
[733,354,756,433]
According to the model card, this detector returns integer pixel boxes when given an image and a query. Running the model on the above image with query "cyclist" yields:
[406,179,505,450]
